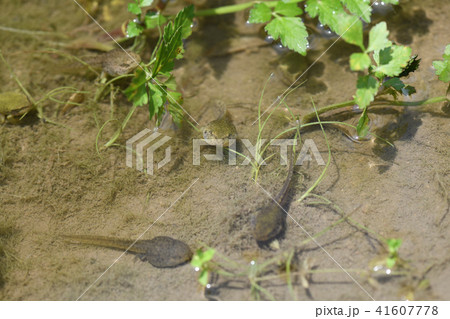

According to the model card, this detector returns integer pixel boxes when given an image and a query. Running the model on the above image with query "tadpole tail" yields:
[63,235,146,254]
[275,132,297,205]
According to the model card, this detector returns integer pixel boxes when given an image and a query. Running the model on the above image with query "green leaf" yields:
[144,11,168,29]
[402,85,416,96]
[367,22,392,53]
[387,238,402,254]
[249,3,272,23]
[383,77,404,91]
[306,0,363,50]
[433,61,450,82]
[274,2,303,17]
[128,2,141,15]
[432,45,450,82]
[265,17,308,55]
[382,0,399,4]
[152,5,194,75]
[198,270,209,286]
[386,257,396,269]
[350,52,371,71]
[148,83,166,121]
[126,20,144,37]
[176,4,195,40]
[340,0,372,23]
[356,110,370,138]
[354,75,380,109]
[140,0,154,6]
[374,45,412,77]
[335,13,364,50]
[191,248,215,268]
[124,68,149,106]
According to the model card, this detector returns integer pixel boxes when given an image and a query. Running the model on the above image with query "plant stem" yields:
[195,1,279,17]
[103,103,139,148]
[373,96,449,107]
[301,96,449,125]
[301,100,355,124]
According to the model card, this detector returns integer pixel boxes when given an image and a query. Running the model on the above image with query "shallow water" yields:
[0,0,449,300]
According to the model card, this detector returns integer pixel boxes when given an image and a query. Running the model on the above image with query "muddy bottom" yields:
[0,0,449,300]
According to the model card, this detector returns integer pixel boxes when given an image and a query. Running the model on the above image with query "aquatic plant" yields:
[109,0,448,147]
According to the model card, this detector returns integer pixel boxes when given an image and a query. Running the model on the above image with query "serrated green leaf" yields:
[128,3,141,15]
[126,20,144,37]
[148,83,165,120]
[374,45,412,77]
[445,44,450,58]
[350,52,371,71]
[265,17,308,55]
[152,5,194,75]
[341,0,372,23]
[176,4,195,40]
[367,22,392,52]
[124,68,148,105]
[433,61,450,82]
[354,75,380,109]
[381,0,398,4]
[249,3,272,23]
[306,0,363,50]
[274,2,303,17]
[356,110,370,138]
[305,0,342,21]
[144,11,168,29]
[433,45,450,82]
[383,77,404,91]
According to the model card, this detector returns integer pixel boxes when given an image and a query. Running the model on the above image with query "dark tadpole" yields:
[64,235,193,268]
[253,148,296,246]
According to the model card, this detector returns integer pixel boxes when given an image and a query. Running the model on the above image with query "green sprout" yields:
[191,248,216,286]
[432,44,450,94]
[385,238,402,269]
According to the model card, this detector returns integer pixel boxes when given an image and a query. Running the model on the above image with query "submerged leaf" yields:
[249,3,272,23]
[432,45,450,82]
[354,75,380,109]
[383,77,404,91]
[148,83,165,121]
[306,0,363,50]
[265,17,308,55]
[356,109,370,138]
[341,0,372,23]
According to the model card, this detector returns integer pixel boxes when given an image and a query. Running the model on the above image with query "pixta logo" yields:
[126,130,325,175]
[126,129,172,175]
